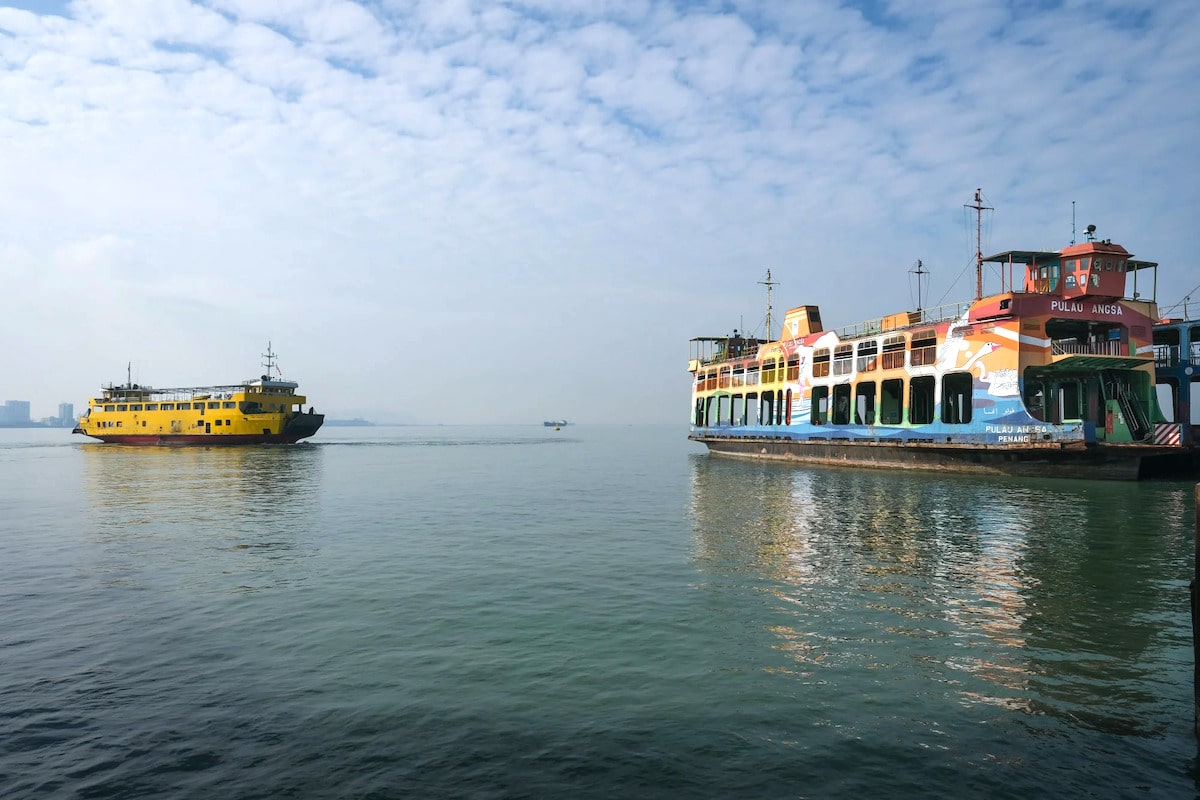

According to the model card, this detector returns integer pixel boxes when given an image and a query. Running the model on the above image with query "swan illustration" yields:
[959,341,1001,379]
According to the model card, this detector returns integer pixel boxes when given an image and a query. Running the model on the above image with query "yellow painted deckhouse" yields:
[74,344,324,445]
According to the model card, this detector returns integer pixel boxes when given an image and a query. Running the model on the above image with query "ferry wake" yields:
[73,344,324,445]
[688,191,1195,481]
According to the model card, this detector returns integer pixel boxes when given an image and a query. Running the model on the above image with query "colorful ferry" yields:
[73,345,324,445]
[688,203,1194,480]
[1150,315,1200,475]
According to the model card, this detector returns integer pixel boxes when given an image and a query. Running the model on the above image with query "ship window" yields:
[103,405,115,412]
[855,382,876,424]
[941,372,973,424]
[813,348,831,378]
[1105,260,1113,271]
[880,378,904,424]
[746,365,760,386]
[909,329,937,367]
[215,419,222,426]
[117,404,128,411]
[223,401,235,409]
[856,341,878,372]
[163,403,175,411]
[744,392,759,425]
[130,404,142,411]
[208,402,220,409]
[831,384,851,424]
[909,376,935,424]
[833,345,852,376]
[1065,259,1076,273]
[811,386,829,424]
[1117,260,1125,273]
[145,403,158,411]
[732,367,745,387]
[1155,381,1177,423]
[1060,380,1082,421]
[786,357,800,381]
[881,335,906,370]
[762,358,777,383]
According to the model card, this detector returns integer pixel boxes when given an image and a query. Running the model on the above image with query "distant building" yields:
[1,400,31,425]
[58,403,75,425]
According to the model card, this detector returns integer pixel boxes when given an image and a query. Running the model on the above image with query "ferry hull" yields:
[690,434,1184,481]
[77,432,317,445]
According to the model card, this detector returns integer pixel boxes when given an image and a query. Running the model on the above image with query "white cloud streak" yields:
[1,0,1197,422]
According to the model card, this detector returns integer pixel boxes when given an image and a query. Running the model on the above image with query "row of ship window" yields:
[694,373,975,427]
[95,401,289,412]
[91,419,238,428]
[697,332,939,390]
[97,401,238,412]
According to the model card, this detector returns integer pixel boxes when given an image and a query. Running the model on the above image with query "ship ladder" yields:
[1115,384,1152,442]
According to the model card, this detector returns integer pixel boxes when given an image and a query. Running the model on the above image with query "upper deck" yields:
[690,235,1160,372]
[90,378,307,409]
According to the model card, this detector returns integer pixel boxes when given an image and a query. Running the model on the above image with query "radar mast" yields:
[758,269,778,340]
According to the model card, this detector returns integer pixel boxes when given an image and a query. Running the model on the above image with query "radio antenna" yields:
[965,188,993,300]
[758,269,777,339]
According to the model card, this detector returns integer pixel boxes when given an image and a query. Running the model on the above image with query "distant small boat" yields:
[543,420,568,427]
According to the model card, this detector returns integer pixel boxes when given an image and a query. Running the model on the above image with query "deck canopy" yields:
[982,249,1059,265]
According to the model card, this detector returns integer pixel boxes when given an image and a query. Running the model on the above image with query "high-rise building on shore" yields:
[1,400,32,425]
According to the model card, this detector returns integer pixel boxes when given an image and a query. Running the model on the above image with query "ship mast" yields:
[262,341,278,380]
[965,188,992,300]
[758,269,777,340]
[910,259,927,313]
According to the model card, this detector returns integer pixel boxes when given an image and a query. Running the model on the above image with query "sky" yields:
[1,0,1198,424]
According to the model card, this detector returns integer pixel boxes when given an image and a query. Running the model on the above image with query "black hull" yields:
[691,435,1198,481]
[283,412,325,438]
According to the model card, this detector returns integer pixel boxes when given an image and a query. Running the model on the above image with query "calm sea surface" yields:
[2,424,1199,799]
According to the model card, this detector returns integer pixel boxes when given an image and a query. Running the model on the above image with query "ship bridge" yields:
[983,243,1159,303]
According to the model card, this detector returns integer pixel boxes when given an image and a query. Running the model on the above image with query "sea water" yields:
[1,425,1197,799]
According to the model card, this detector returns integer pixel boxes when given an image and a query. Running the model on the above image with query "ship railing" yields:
[1051,339,1127,356]
[834,301,973,340]
[1154,345,1200,367]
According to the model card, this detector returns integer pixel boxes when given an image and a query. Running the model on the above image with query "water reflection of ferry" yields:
[82,443,323,521]
[686,456,1189,731]
[81,443,324,591]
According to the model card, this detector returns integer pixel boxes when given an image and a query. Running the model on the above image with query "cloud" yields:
[1,0,1198,422]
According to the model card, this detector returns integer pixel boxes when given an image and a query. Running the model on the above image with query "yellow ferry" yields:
[73,344,324,445]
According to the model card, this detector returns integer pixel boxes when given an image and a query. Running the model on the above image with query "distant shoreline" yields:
[0,423,74,429]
